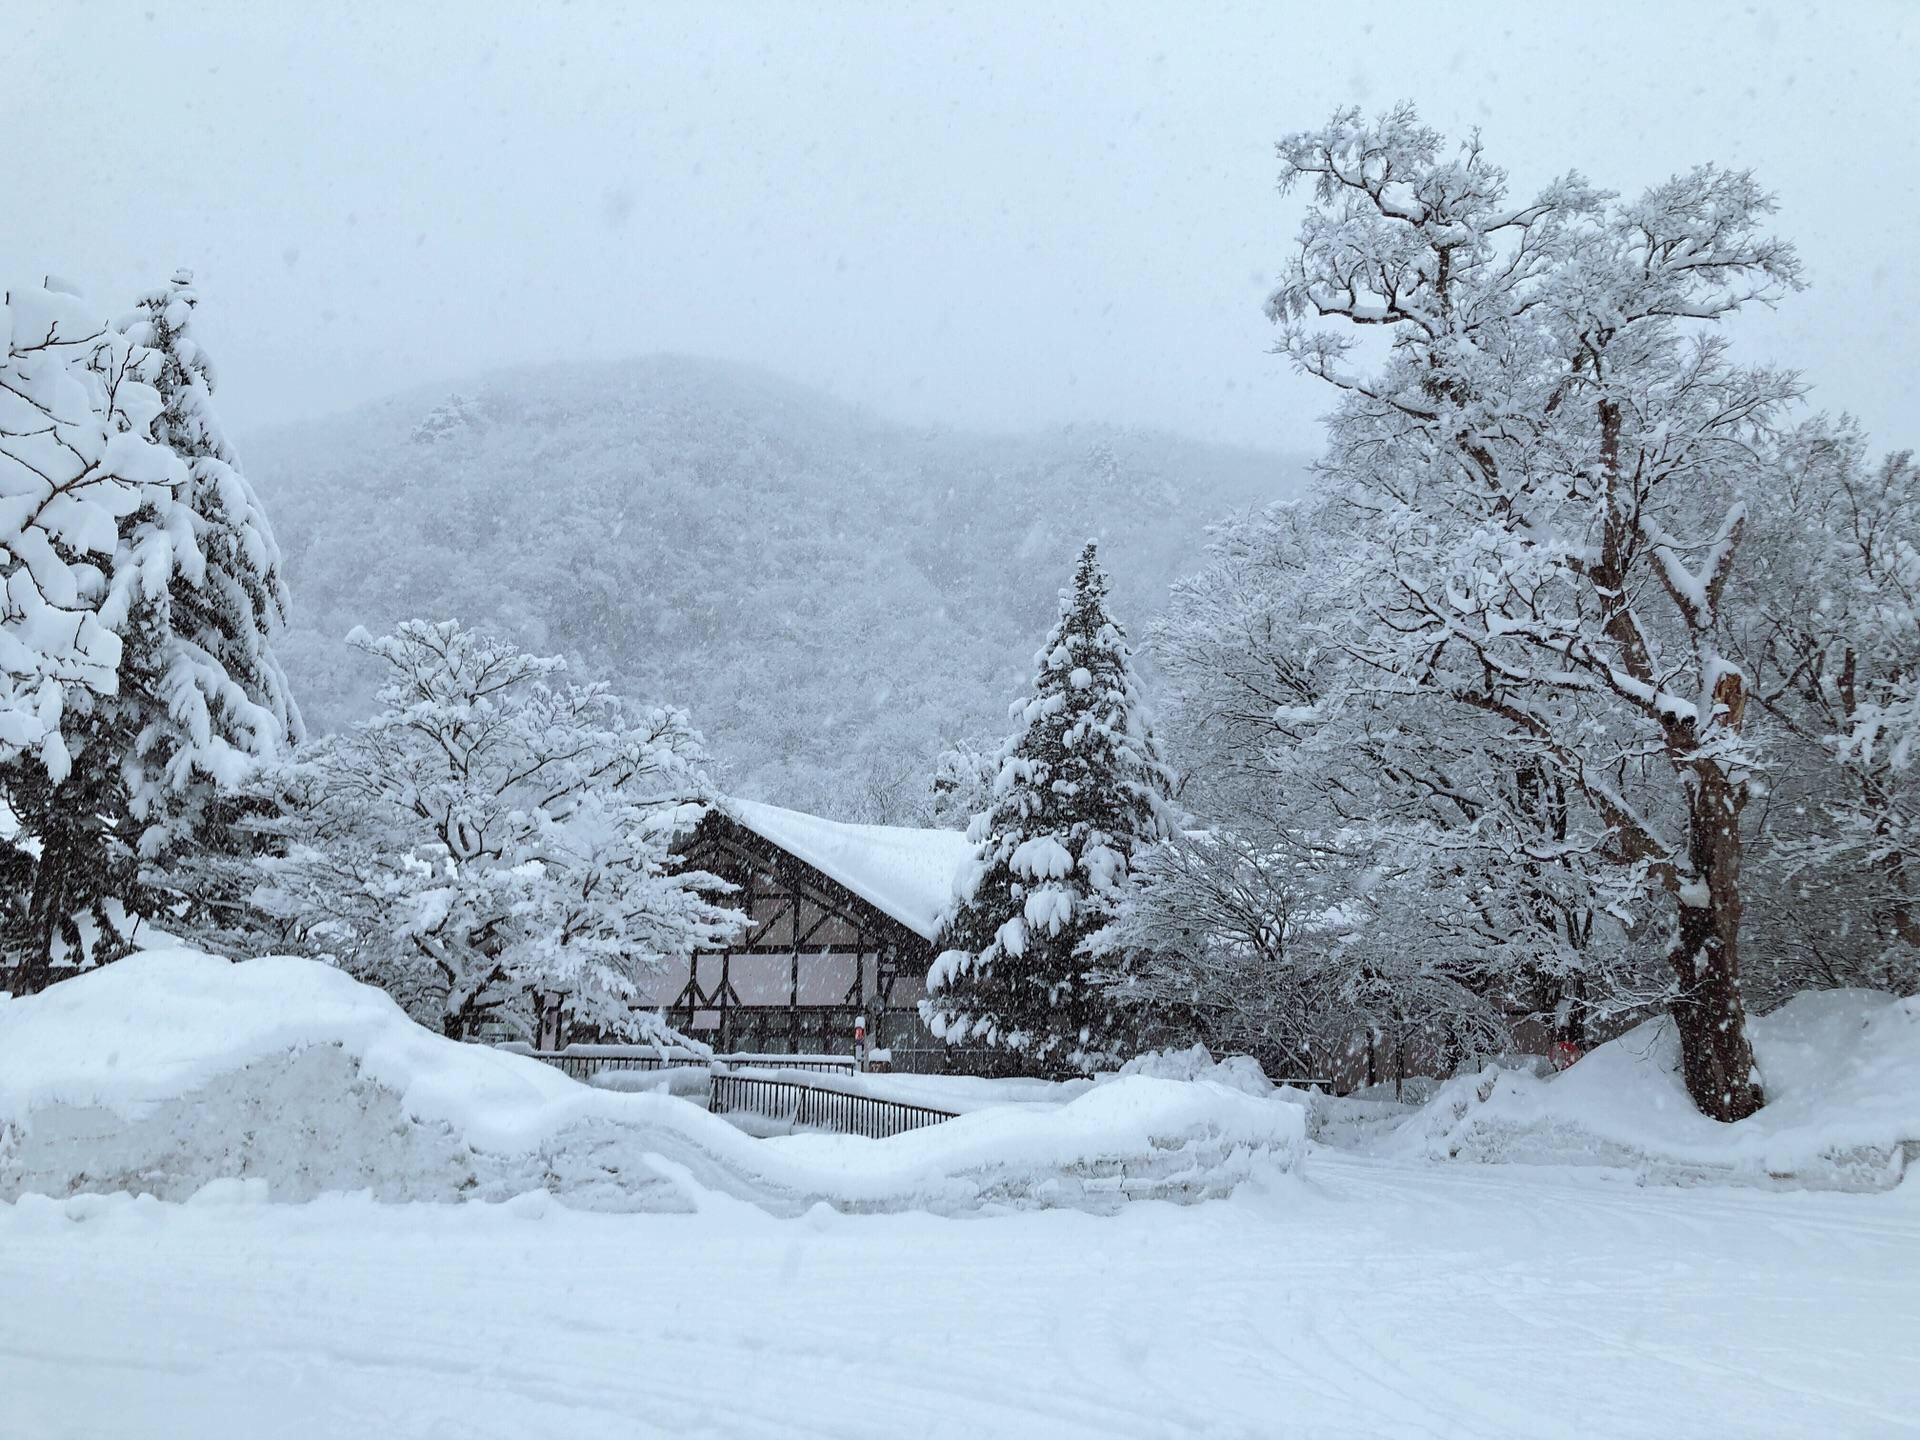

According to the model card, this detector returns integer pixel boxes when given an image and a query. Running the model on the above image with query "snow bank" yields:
[587,1065,711,1101]
[1286,1091,1419,1151]
[762,1046,1278,1118]
[0,952,1300,1212]
[1113,1044,1276,1097]
[1346,1074,1448,1105]
[1390,989,1920,1190]
[749,1076,1302,1210]
[836,1071,1088,1113]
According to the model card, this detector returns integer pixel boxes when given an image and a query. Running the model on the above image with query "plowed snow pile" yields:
[0,952,1302,1212]
[1114,1043,1278,1095]
[1391,989,1920,1189]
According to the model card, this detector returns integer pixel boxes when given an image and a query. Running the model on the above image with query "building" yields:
[636,799,978,1070]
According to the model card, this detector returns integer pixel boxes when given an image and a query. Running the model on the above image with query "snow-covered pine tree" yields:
[0,274,300,975]
[922,542,1176,1071]
[0,280,187,979]
[0,282,167,778]
[112,273,302,896]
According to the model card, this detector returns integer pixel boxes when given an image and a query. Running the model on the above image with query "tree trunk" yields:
[9,956,52,996]
[1667,764,1764,1122]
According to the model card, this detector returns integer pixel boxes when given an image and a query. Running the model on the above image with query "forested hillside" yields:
[242,358,1303,816]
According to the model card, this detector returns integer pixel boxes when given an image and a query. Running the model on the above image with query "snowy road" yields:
[3,1154,1916,1440]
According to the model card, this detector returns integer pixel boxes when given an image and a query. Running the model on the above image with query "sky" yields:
[6,1,1917,453]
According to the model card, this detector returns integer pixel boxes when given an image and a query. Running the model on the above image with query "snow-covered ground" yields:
[4,955,1916,1436]
[1368,990,1920,1190]
[4,1154,1915,1439]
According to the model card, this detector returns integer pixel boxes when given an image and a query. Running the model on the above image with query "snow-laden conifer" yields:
[0,281,174,779]
[113,272,302,860]
[0,275,302,974]
[0,280,192,975]
[922,542,1175,1070]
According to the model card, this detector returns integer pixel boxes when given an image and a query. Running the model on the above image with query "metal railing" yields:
[498,1041,955,1137]
[500,1043,1322,1139]
[710,1052,861,1076]
[501,1042,860,1084]
[708,1069,958,1139]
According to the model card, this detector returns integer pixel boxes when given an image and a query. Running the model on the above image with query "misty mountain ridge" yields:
[243,355,1307,817]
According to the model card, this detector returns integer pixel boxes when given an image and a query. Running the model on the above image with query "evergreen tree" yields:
[922,542,1176,1071]
[114,272,302,891]
[1,280,181,979]
[0,281,168,779]
[0,274,299,977]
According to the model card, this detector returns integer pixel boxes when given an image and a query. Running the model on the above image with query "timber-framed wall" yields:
[657,810,952,1069]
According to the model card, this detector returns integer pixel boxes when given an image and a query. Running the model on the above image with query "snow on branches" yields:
[251,620,744,1039]
[1129,498,1660,1081]
[115,271,301,814]
[1264,104,1811,1120]
[97,271,304,948]
[1737,422,1920,994]
[0,282,177,781]
[923,542,1176,1070]
[0,274,302,975]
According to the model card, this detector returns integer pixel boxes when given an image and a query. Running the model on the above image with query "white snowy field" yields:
[4,1156,1916,1440]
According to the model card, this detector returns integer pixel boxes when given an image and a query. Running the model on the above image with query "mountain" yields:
[240,357,1307,818]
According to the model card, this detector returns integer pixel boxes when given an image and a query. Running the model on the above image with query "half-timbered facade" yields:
[637,800,976,1071]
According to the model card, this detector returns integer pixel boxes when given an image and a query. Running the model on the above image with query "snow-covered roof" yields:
[719,798,977,943]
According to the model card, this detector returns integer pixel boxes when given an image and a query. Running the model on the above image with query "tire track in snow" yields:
[5,1154,1917,1439]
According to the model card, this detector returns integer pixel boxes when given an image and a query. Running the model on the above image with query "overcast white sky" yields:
[7,1,1916,452]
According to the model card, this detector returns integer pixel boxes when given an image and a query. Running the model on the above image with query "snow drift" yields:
[1390,989,1920,1190]
[1113,1044,1278,1097]
[0,952,1302,1213]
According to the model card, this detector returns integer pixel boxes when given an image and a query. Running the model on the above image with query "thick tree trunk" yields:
[1667,765,1764,1122]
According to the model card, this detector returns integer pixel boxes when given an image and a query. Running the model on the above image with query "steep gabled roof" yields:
[720,798,975,943]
